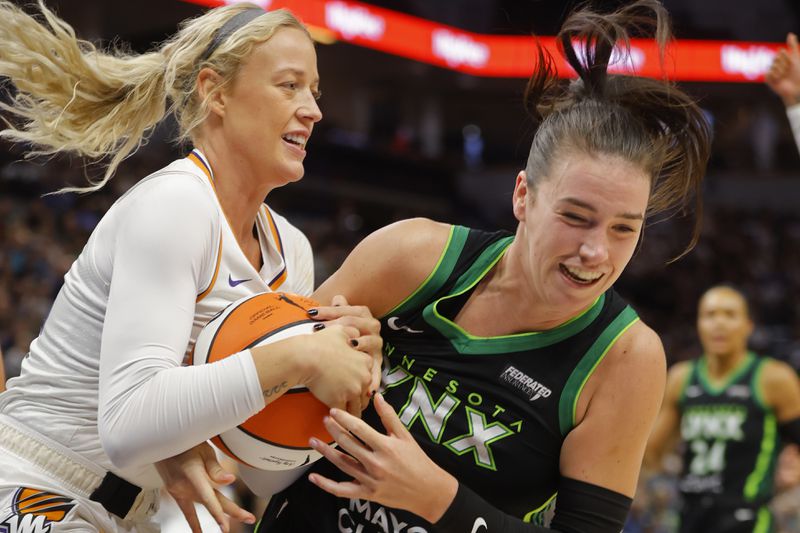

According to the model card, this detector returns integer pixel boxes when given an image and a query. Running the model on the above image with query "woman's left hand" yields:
[155,442,255,533]
[307,392,458,523]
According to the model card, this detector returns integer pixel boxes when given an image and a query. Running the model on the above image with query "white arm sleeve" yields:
[787,104,800,155]
[98,177,265,469]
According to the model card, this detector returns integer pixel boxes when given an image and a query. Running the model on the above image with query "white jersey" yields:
[788,103,800,154]
[0,149,314,489]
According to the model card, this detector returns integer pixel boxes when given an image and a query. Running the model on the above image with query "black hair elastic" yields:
[199,7,266,62]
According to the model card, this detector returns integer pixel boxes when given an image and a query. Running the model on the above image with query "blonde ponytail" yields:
[0,1,309,192]
[0,1,168,192]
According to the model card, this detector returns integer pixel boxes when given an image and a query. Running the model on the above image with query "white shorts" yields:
[0,415,159,533]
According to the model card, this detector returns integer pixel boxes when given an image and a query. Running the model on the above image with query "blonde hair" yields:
[0,1,310,192]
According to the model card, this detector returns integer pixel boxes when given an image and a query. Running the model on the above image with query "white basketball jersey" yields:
[186,150,314,358]
[0,149,313,488]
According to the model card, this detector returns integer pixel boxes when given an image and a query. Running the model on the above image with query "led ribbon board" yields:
[184,0,781,82]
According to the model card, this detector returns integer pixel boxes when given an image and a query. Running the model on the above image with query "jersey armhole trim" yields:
[196,233,222,303]
[558,306,640,436]
[383,225,468,318]
[743,412,778,502]
[262,205,288,290]
[677,361,697,408]
[187,149,223,302]
[752,357,770,411]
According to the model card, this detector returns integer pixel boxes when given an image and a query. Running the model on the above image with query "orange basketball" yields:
[192,292,333,470]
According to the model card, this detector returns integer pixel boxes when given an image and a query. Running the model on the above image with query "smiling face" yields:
[697,287,753,359]
[217,27,322,186]
[512,149,650,312]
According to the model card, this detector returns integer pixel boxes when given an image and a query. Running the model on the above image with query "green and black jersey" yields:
[262,225,640,532]
[678,352,780,511]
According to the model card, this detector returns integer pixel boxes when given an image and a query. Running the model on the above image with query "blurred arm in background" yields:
[0,347,5,393]
[766,32,800,153]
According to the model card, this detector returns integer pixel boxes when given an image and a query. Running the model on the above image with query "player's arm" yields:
[0,346,5,393]
[643,360,692,470]
[760,359,800,445]
[312,217,451,317]
[535,321,665,531]
[308,321,665,533]
[766,33,800,108]
[156,219,452,531]
[766,33,800,154]
[99,178,369,469]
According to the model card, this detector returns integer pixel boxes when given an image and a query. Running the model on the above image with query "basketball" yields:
[191,291,333,471]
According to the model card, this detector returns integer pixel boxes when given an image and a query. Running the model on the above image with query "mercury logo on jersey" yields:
[499,365,552,402]
[0,488,75,533]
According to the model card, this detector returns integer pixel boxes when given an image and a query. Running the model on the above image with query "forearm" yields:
[0,347,5,393]
[100,351,264,469]
[434,478,631,533]
[100,339,326,469]
[249,341,309,397]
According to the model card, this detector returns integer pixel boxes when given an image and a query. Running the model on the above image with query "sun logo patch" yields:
[0,488,75,533]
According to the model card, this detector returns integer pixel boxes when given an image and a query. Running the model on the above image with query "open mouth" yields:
[282,133,307,150]
[559,264,604,286]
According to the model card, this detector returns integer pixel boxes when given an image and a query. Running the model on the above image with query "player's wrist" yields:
[783,90,800,108]
[284,335,319,386]
[418,467,459,523]
[249,337,309,390]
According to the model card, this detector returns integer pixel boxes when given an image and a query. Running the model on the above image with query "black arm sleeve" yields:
[779,417,800,445]
[433,477,632,533]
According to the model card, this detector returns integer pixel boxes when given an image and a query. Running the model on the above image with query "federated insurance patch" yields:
[0,488,76,533]
[498,364,553,403]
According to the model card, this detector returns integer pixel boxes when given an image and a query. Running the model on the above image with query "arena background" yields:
[2,1,800,531]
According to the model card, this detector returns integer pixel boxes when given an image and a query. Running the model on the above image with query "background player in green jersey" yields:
[645,285,800,532]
